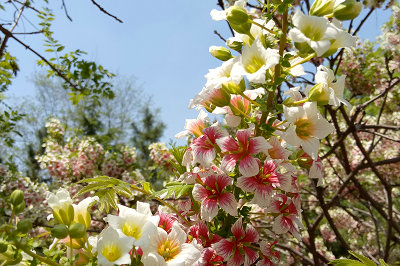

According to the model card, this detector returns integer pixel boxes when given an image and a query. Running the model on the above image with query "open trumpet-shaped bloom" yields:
[191,124,228,167]
[192,174,237,221]
[212,218,259,266]
[231,37,280,84]
[217,128,271,177]
[107,202,159,251]
[97,227,134,266]
[266,194,303,240]
[237,160,288,207]
[288,10,337,56]
[141,222,201,266]
[284,102,334,160]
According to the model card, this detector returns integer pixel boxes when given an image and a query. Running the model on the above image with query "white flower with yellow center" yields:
[231,37,280,84]
[107,202,159,251]
[141,222,201,266]
[284,102,334,160]
[205,57,241,91]
[97,227,134,266]
[313,65,352,110]
[288,10,338,56]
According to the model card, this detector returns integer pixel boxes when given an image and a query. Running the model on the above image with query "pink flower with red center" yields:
[197,247,225,266]
[256,240,280,266]
[216,128,271,177]
[192,174,237,221]
[188,222,222,248]
[266,194,303,240]
[237,160,290,207]
[191,124,228,167]
[212,218,259,266]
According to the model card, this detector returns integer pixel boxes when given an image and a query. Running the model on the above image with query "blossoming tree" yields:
[1,0,399,265]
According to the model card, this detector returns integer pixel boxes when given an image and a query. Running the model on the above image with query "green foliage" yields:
[151,181,193,199]
[329,251,387,266]
[76,176,134,212]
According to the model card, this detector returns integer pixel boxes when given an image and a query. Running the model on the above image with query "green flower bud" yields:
[309,0,335,16]
[221,79,246,95]
[17,219,32,234]
[10,190,24,206]
[226,38,243,52]
[230,22,252,34]
[333,0,362,21]
[13,202,25,215]
[68,223,86,239]
[51,224,69,239]
[209,88,231,107]
[0,240,8,253]
[54,203,74,226]
[297,153,313,169]
[209,46,233,61]
[308,83,330,105]
[226,6,249,25]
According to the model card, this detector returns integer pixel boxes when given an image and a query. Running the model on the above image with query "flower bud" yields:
[226,37,243,52]
[0,240,8,253]
[226,6,249,25]
[309,0,335,16]
[307,83,329,105]
[297,152,313,169]
[221,79,246,95]
[209,88,231,107]
[10,190,24,207]
[51,224,69,239]
[13,202,25,215]
[230,22,252,34]
[54,204,75,226]
[17,219,32,234]
[333,0,362,21]
[209,46,233,61]
[68,223,86,239]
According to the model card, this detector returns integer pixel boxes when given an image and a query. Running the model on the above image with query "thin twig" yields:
[90,0,123,23]
[213,30,226,42]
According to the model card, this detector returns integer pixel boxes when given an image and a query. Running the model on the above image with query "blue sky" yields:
[6,1,392,144]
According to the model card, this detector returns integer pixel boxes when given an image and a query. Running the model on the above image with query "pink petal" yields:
[216,136,239,153]
[192,145,216,167]
[242,224,259,243]
[215,174,233,190]
[239,156,259,177]
[243,247,259,266]
[201,198,218,222]
[248,136,270,155]
[272,215,293,234]
[218,193,238,217]
[221,153,240,172]
[236,128,251,146]
[231,218,245,239]
[192,184,209,202]
[229,249,244,266]
[263,160,278,175]
[213,239,234,260]
[203,126,227,143]
[236,176,258,193]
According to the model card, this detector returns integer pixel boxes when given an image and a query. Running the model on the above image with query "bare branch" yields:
[90,0,123,23]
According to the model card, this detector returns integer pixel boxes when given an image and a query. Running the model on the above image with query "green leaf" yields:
[348,251,375,266]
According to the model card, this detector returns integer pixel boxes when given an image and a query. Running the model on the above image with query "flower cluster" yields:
[37,118,138,181]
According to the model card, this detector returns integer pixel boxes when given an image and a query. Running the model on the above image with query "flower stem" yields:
[13,241,61,266]
[229,103,251,119]
[286,53,316,71]
[250,20,278,35]
[239,92,262,107]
